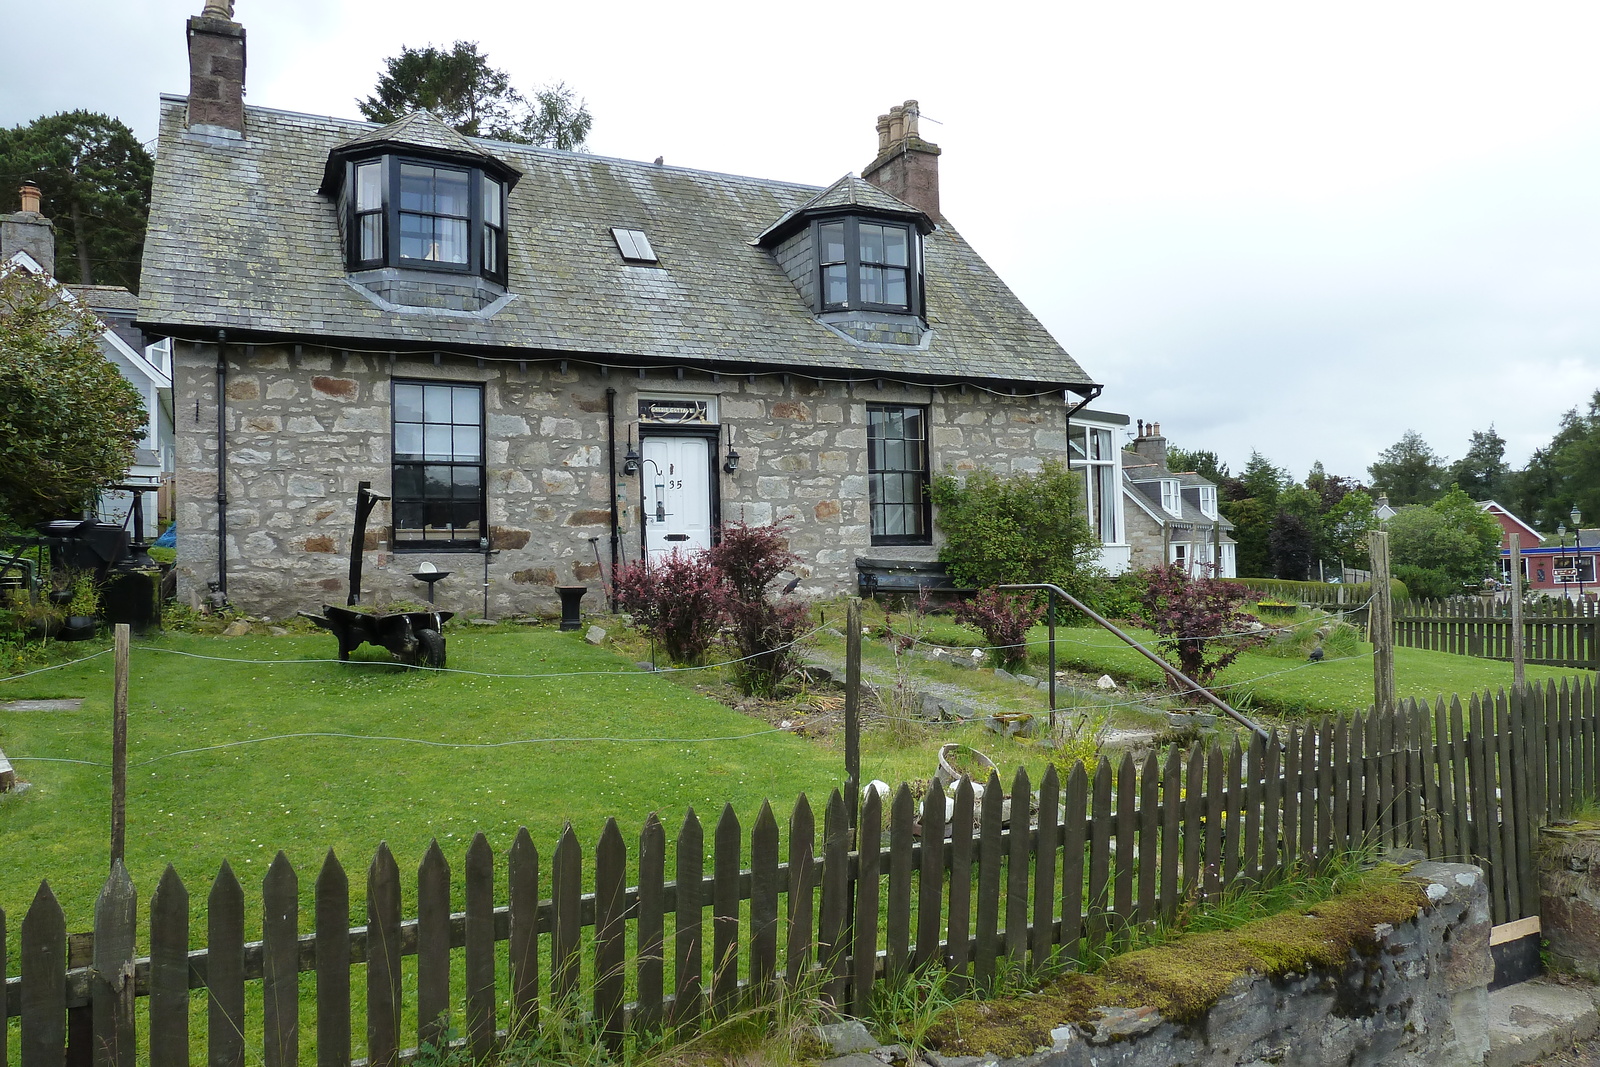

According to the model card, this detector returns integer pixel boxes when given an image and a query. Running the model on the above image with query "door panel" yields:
[642,435,713,562]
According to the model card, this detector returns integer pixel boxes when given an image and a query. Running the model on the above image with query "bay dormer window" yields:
[1198,484,1218,520]
[1161,479,1181,516]
[818,217,916,313]
[341,154,508,283]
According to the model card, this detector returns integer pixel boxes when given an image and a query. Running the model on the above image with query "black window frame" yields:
[343,154,508,285]
[814,215,920,315]
[867,403,931,546]
[390,378,488,552]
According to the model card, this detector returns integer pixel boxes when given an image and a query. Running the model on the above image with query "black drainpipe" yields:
[215,330,229,593]
[1061,383,1104,471]
[605,387,620,611]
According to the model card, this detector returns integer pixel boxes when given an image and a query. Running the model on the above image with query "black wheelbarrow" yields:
[299,604,453,667]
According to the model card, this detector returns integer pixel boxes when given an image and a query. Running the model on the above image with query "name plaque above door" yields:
[638,397,712,424]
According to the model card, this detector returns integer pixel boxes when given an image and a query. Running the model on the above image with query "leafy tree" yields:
[1323,490,1377,568]
[1223,496,1273,578]
[1269,511,1315,580]
[929,460,1103,604]
[1385,487,1502,591]
[1368,430,1447,505]
[358,42,592,149]
[1165,445,1229,487]
[1448,426,1510,501]
[0,111,153,289]
[1303,461,1364,512]
[0,266,146,527]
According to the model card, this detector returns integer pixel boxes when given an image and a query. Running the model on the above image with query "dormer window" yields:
[817,217,917,313]
[341,155,507,282]
[1161,479,1181,515]
[1198,485,1218,520]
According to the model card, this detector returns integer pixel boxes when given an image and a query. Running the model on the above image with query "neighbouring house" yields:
[1,183,173,535]
[1121,420,1236,577]
[135,2,1119,618]
[1478,499,1598,598]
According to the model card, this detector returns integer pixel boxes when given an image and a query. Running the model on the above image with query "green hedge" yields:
[1220,576,1408,606]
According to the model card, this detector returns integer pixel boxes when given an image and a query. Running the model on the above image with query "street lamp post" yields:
[1574,506,1586,605]
[1559,522,1570,601]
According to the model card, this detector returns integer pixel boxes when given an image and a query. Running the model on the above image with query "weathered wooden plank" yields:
[1469,694,1505,924]
[1224,739,1244,887]
[853,789,883,1015]
[1510,688,1538,918]
[1114,755,1136,936]
[974,771,1004,989]
[1061,764,1088,958]
[552,825,583,1012]
[1243,733,1263,884]
[464,833,496,1058]
[1450,697,1472,863]
[1282,726,1301,870]
[636,815,665,1033]
[1033,764,1061,966]
[314,852,350,1067]
[366,847,402,1067]
[749,800,780,995]
[1183,743,1204,895]
[787,796,816,992]
[888,785,916,977]
[1204,742,1224,899]
[948,778,976,988]
[507,829,539,1030]
[1363,711,1381,848]
[1160,747,1181,918]
[21,883,66,1067]
[210,862,246,1067]
[1379,711,1397,849]
[713,804,741,1018]
[1432,700,1455,861]
[261,853,297,1067]
[917,780,948,970]
[1137,755,1159,924]
[1088,758,1114,948]
[1493,692,1521,920]
[1316,718,1334,862]
[1561,679,1576,818]
[594,820,626,1053]
[1,905,5,1067]
[1544,681,1560,822]
[1006,767,1032,964]
[818,793,849,1009]
[416,842,450,1052]
[1331,715,1351,856]
[148,867,188,1067]
[675,809,706,1026]
[1262,733,1282,880]
[91,863,136,1067]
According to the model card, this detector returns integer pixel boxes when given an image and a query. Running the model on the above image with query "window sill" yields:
[392,542,486,554]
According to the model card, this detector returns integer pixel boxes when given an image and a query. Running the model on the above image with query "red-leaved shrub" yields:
[709,521,808,695]
[613,551,725,665]
[1134,563,1258,694]
[954,588,1045,669]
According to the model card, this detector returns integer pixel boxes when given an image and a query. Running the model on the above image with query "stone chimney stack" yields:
[187,0,247,135]
[862,98,943,221]
[1132,418,1168,470]
[1,182,56,275]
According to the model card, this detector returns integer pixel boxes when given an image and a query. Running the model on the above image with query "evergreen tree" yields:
[0,111,153,289]
[1368,430,1448,505]
[1448,426,1510,501]
[359,42,592,150]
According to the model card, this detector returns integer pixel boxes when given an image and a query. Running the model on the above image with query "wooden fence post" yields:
[90,863,135,1067]
[110,624,129,868]
[1369,530,1396,717]
[1511,533,1526,692]
[845,599,861,831]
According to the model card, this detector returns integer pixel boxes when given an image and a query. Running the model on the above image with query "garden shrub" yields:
[1392,564,1454,600]
[1135,563,1258,694]
[708,520,807,696]
[929,460,1105,609]
[954,588,1044,670]
[613,551,725,665]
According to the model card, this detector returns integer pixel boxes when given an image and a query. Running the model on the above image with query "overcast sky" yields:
[5,1,1597,485]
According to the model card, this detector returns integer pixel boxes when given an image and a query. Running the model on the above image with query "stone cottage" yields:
[1122,421,1236,577]
[136,2,1114,618]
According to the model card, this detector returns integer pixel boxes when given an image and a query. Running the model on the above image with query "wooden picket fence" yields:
[4,678,1598,1067]
[1394,597,1600,669]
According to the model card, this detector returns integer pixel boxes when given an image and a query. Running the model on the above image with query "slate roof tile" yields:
[139,98,1094,388]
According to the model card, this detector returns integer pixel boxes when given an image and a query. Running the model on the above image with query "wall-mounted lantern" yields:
[723,445,741,474]
[623,429,640,475]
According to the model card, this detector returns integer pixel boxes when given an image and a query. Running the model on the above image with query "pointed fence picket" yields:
[9,677,1600,1066]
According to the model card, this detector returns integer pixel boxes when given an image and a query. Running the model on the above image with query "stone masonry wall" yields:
[172,341,1070,618]
[946,861,1491,1067]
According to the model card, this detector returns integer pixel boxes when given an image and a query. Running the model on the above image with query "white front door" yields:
[642,435,713,562]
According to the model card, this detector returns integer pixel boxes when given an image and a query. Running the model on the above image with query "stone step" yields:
[1486,975,1600,1067]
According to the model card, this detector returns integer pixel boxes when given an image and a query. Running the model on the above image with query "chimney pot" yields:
[888,104,906,144]
[902,99,920,140]
[201,0,233,17]
[876,114,892,154]
[18,183,41,215]
[862,99,943,220]
[2,182,55,274]
[1137,419,1145,436]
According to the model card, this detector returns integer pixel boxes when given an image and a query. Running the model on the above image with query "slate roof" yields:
[1122,451,1234,535]
[138,98,1096,389]
[332,110,489,160]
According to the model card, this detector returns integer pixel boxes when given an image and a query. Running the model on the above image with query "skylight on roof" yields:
[611,228,658,264]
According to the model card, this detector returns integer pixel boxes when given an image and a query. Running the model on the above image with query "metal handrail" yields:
[997,582,1270,740]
